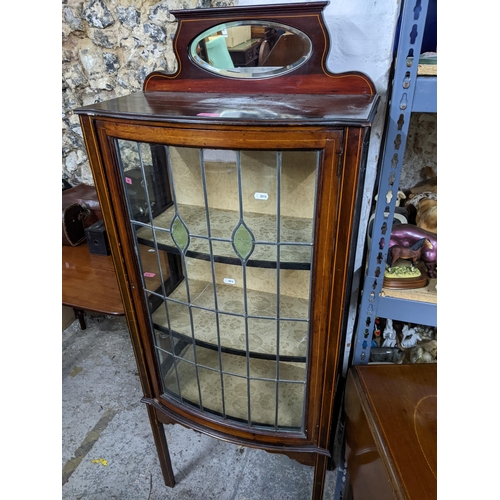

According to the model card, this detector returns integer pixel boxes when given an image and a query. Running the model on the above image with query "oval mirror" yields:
[189,21,312,79]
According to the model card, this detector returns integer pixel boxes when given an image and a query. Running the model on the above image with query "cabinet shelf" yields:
[158,343,306,429]
[136,203,313,269]
[151,277,310,360]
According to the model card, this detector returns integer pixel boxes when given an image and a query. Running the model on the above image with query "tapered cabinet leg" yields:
[312,454,328,500]
[146,405,175,487]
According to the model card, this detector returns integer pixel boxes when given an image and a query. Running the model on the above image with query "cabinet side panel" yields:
[78,115,160,400]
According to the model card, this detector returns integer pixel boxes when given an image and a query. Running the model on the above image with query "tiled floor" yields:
[62,312,338,499]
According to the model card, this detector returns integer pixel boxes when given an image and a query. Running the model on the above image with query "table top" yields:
[62,244,124,316]
[346,364,437,500]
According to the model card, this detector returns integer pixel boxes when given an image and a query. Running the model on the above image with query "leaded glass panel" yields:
[115,139,319,431]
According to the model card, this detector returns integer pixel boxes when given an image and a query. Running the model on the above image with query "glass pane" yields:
[249,379,277,427]
[218,313,246,351]
[280,151,318,243]
[171,216,189,252]
[223,373,249,423]
[185,235,211,263]
[153,327,174,355]
[247,317,277,355]
[192,308,218,343]
[250,243,277,267]
[168,355,201,410]
[115,138,320,433]
[156,301,191,337]
[157,350,180,398]
[169,146,209,237]
[246,265,277,317]
[279,258,311,320]
[116,140,172,224]
[279,321,309,358]
[213,263,245,315]
[138,244,171,294]
[184,256,216,310]
[277,381,305,429]
[203,149,240,238]
[241,150,278,243]
[198,366,224,416]
[221,352,247,378]
[280,242,311,267]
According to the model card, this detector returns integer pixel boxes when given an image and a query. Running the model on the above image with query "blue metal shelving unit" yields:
[352,0,437,365]
[333,3,437,496]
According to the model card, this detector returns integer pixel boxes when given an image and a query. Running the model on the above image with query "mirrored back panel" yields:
[190,21,312,79]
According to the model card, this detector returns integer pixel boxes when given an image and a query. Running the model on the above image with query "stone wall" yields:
[62,0,233,186]
[400,113,437,190]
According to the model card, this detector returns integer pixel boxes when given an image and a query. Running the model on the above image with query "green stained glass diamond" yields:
[232,221,254,260]
[171,216,189,252]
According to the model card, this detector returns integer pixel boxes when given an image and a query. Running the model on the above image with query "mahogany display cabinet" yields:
[75,2,379,498]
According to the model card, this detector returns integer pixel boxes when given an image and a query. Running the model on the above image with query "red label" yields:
[144,272,156,278]
[125,177,132,185]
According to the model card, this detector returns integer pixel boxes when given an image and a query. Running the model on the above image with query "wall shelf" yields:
[414,75,437,112]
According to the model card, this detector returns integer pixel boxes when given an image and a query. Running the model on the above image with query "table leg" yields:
[73,308,87,330]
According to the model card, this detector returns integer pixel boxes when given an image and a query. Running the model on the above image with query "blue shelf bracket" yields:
[352,0,432,365]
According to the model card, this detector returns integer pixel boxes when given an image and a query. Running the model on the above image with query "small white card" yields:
[254,192,269,200]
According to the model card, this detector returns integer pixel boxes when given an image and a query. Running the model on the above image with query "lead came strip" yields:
[165,145,204,411]
[199,148,227,420]
[275,151,282,430]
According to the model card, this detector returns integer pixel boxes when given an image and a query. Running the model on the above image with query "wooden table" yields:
[228,39,261,67]
[62,245,124,329]
[344,364,437,499]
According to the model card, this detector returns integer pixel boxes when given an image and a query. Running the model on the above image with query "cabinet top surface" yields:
[75,91,379,127]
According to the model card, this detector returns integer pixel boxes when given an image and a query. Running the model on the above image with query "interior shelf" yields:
[152,277,310,359]
[136,203,313,269]
[159,344,306,429]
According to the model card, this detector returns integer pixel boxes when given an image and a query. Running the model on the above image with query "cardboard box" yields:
[224,26,251,48]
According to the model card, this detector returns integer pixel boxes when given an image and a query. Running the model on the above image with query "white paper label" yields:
[254,192,269,200]
[223,278,236,285]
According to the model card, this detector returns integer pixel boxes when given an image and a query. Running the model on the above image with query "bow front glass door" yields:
[113,136,323,432]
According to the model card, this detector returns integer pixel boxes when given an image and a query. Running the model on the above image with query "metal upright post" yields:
[352,0,430,364]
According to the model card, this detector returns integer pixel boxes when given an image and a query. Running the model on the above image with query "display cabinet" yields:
[75,3,379,498]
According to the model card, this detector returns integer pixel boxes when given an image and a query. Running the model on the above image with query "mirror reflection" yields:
[190,21,312,79]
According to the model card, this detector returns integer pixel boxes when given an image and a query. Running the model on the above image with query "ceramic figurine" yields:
[408,340,437,364]
[389,224,437,277]
[414,325,436,341]
[382,318,397,348]
[387,237,433,271]
[400,324,421,348]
